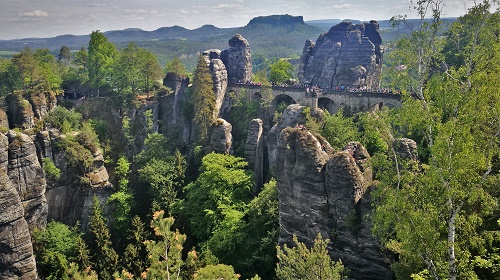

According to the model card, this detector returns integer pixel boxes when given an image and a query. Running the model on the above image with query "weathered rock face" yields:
[300,21,383,89]
[5,94,34,130]
[203,50,229,119]
[394,138,419,161]
[161,72,190,146]
[5,92,56,130]
[267,104,307,175]
[6,131,47,232]
[0,133,38,279]
[36,129,113,227]
[277,127,332,243]
[0,109,9,129]
[28,91,57,121]
[276,127,392,279]
[244,119,264,193]
[208,118,233,154]
[221,34,253,83]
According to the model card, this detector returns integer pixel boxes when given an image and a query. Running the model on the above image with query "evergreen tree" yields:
[123,216,149,278]
[276,234,344,280]
[191,55,215,144]
[58,46,71,66]
[143,211,186,280]
[87,196,118,280]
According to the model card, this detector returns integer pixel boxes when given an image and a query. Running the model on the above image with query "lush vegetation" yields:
[4,3,500,280]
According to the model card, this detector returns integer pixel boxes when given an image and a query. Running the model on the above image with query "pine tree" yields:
[88,196,118,280]
[123,216,149,278]
[276,234,344,280]
[191,55,215,144]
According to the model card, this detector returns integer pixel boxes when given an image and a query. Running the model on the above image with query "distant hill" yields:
[0,15,457,70]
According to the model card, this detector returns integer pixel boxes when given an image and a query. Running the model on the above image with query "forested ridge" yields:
[1,1,500,279]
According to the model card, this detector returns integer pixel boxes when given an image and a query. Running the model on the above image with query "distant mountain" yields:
[0,24,238,52]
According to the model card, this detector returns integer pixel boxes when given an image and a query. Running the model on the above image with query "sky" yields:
[0,0,482,40]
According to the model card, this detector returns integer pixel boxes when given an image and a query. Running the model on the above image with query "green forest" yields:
[1,1,500,280]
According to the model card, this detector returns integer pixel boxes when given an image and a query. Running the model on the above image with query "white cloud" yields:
[88,3,108,7]
[19,10,48,17]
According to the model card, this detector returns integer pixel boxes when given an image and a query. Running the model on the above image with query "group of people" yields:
[232,80,401,95]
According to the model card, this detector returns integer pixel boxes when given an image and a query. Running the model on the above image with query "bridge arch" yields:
[272,94,296,112]
[318,97,337,114]
[252,92,262,101]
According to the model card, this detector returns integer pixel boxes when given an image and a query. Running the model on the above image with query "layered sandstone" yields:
[221,34,253,83]
[208,118,233,155]
[0,132,39,279]
[300,21,383,89]
[275,106,392,279]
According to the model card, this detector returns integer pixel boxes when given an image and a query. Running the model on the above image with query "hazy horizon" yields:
[0,0,485,40]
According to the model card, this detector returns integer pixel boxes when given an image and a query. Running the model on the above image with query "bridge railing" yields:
[229,82,402,99]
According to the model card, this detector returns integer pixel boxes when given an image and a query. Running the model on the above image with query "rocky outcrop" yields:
[36,129,113,227]
[300,21,383,89]
[0,133,38,279]
[0,109,8,129]
[267,104,307,174]
[202,34,252,120]
[203,50,228,119]
[28,91,57,121]
[6,131,47,232]
[5,94,34,130]
[208,118,232,154]
[244,119,264,193]
[5,92,56,130]
[394,138,418,161]
[276,125,392,279]
[161,72,190,146]
[221,34,252,83]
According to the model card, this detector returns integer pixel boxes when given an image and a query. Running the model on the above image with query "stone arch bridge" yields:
[228,84,402,114]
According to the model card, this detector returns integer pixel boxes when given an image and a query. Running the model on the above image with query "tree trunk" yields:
[448,198,458,280]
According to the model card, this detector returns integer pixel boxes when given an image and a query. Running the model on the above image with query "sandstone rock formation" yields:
[394,138,419,161]
[276,120,392,279]
[244,119,264,193]
[221,34,253,84]
[203,50,228,119]
[299,21,383,89]
[161,72,191,145]
[0,132,39,279]
[5,92,56,130]
[208,118,233,154]
[0,109,9,129]
[6,131,47,232]
[36,129,113,227]
[267,104,307,174]
[203,34,252,120]
[5,94,34,130]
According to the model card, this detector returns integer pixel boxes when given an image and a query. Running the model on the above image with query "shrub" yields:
[42,157,61,181]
